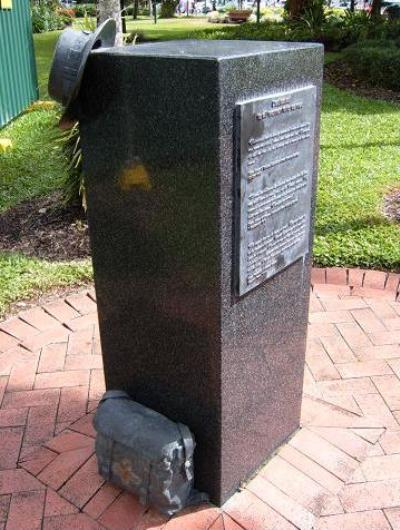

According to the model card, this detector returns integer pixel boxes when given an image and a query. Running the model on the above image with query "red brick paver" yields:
[0,276,400,528]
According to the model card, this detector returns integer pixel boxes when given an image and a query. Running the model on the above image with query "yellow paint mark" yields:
[119,163,152,191]
[1,0,13,9]
[0,139,13,153]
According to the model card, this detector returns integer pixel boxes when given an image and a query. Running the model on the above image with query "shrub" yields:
[386,4,400,21]
[31,3,66,33]
[74,3,97,17]
[58,7,75,18]
[199,11,400,52]
[345,38,398,48]
[58,7,75,25]
[199,20,321,46]
[343,42,400,90]
[300,0,326,31]
[160,0,178,18]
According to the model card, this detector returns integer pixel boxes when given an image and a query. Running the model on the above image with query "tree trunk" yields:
[120,0,126,33]
[286,0,311,19]
[350,0,355,12]
[256,0,261,22]
[98,0,124,46]
[133,0,139,19]
[370,0,381,18]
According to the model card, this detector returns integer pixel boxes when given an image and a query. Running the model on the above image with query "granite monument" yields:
[78,40,323,505]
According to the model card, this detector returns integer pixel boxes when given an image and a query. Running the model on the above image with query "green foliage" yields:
[3,17,399,315]
[345,37,398,48]
[124,17,213,41]
[31,1,66,33]
[160,0,178,18]
[57,122,86,209]
[343,41,400,90]
[300,0,326,31]
[200,10,400,51]
[0,91,90,313]
[0,252,92,317]
[0,109,67,212]
[0,108,93,315]
[217,2,236,12]
[74,3,97,17]
[34,31,61,97]
[315,84,400,270]
[58,7,75,26]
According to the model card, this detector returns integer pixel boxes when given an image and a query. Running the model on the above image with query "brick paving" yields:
[0,268,400,528]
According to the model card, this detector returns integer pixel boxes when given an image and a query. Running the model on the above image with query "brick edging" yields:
[311,267,400,300]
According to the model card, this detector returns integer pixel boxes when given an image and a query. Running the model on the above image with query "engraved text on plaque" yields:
[236,86,317,295]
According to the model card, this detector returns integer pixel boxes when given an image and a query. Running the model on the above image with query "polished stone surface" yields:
[79,40,323,504]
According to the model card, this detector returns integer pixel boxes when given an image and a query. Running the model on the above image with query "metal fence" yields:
[0,0,38,128]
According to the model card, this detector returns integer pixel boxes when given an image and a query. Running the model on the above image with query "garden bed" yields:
[0,192,90,261]
[325,60,400,104]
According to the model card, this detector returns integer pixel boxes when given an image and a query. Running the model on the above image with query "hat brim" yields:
[48,18,117,108]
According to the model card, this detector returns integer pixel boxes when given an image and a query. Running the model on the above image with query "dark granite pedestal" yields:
[79,40,323,505]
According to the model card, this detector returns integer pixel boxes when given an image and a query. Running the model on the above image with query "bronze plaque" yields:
[236,86,317,296]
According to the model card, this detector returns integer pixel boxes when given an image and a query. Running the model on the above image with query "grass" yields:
[0,32,88,316]
[1,19,400,315]
[0,105,92,315]
[71,15,221,41]
[0,108,65,211]
[34,30,61,98]
[125,16,217,41]
[0,254,92,314]
[316,84,400,270]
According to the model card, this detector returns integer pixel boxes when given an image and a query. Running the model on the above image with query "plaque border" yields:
[234,85,317,297]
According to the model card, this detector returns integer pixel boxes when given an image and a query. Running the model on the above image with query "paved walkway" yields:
[0,267,400,529]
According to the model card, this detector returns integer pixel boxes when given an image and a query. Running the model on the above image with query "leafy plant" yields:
[31,2,66,33]
[57,122,86,210]
[199,9,400,50]
[74,3,97,17]
[58,7,75,26]
[343,41,400,90]
[74,10,97,31]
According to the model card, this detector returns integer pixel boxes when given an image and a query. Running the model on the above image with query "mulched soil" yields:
[324,61,400,104]
[0,192,90,261]
[384,187,400,223]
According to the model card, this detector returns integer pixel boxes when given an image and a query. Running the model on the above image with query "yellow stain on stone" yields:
[119,163,152,191]
[0,139,13,153]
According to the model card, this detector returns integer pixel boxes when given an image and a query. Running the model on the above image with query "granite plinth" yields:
[79,40,323,505]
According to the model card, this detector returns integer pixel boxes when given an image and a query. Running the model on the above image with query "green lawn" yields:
[316,84,400,269]
[72,15,230,41]
[34,30,61,98]
[0,20,400,315]
[125,16,216,41]
[0,32,92,316]
[0,108,64,211]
